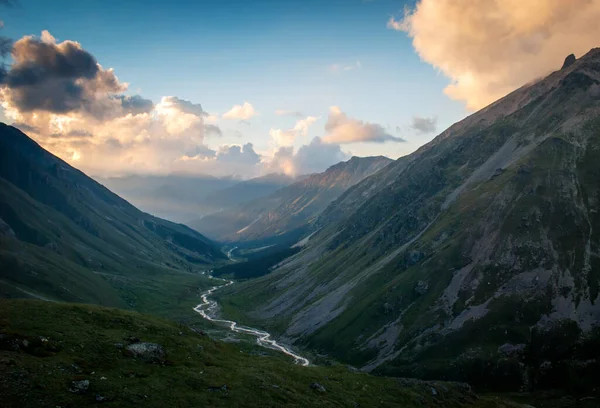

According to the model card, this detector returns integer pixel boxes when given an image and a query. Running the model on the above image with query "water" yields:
[193,272,310,366]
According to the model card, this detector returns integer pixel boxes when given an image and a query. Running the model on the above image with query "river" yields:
[192,271,310,366]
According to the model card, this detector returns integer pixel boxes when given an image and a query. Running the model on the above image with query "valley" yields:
[1,7,600,405]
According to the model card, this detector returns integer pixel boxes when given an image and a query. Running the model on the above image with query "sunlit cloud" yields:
[392,0,600,110]
[269,116,319,147]
[222,101,257,120]
[322,106,405,144]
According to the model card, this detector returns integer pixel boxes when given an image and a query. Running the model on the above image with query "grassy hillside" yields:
[0,123,227,314]
[0,299,530,408]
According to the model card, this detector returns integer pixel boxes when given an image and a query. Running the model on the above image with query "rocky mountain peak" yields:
[561,53,576,69]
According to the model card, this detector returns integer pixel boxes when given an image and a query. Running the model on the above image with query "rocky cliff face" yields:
[221,50,600,391]
[190,156,393,243]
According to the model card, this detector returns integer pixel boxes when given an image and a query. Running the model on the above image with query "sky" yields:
[1,0,599,178]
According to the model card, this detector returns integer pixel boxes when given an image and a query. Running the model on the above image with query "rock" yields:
[68,379,89,394]
[95,394,106,402]
[125,342,165,362]
[562,53,576,69]
[310,382,327,393]
[431,387,438,396]
[407,251,425,266]
[414,280,429,295]
[497,343,526,357]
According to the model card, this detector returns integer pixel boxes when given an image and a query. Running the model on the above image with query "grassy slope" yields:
[0,124,229,320]
[0,299,526,408]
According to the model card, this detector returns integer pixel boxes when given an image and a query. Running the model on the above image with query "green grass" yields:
[0,299,527,408]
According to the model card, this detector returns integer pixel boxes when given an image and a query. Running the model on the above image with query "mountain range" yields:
[190,156,393,243]
[96,172,299,223]
[217,50,600,390]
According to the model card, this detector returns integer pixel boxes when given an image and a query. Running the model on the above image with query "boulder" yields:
[68,379,89,394]
[125,342,165,362]
[310,382,326,393]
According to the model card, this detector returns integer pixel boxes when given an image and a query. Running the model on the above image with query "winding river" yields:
[193,271,310,366]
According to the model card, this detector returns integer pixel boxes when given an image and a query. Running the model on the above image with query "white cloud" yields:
[322,106,405,144]
[393,0,600,110]
[269,116,319,147]
[222,101,257,120]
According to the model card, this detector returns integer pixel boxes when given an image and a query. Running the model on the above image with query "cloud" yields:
[265,137,350,176]
[294,137,350,174]
[115,95,154,115]
[274,109,304,118]
[0,32,131,118]
[322,106,405,144]
[0,31,352,180]
[393,0,600,110]
[222,101,257,120]
[204,124,222,137]
[410,115,437,134]
[178,143,263,177]
[0,31,227,177]
[269,116,319,146]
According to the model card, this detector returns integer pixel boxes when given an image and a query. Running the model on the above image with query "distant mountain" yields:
[220,49,600,391]
[0,123,226,307]
[190,156,393,243]
[196,173,299,216]
[95,174,240,222]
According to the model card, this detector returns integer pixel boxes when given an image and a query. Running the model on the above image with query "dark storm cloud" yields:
[0,34,125,116]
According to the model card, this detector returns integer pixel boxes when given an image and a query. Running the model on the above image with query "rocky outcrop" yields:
[562,53,576,69]
[124,342,166,363]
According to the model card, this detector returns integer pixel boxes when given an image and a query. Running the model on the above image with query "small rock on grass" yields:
[68,379,89,394]
[310,382,326,393]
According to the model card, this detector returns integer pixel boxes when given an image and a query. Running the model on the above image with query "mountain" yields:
[218,49,600,392]
[189,156,393,243]
[196,173,298,216]
[0,123,226,309]
[95,174,240,223]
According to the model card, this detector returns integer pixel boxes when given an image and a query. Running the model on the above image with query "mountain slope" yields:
[219,50,600,391]
[197,173,298,216]
[95,174,240,222]
[190,156,393,243]
[0,123,226,308]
